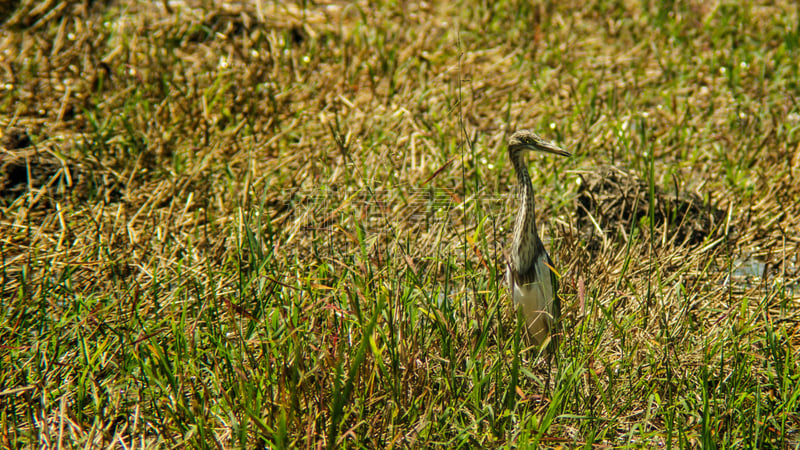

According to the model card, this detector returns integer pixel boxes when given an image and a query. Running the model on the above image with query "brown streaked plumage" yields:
[505,129,570,354]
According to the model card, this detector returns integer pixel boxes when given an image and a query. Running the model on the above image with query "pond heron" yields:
[505,130,570,354]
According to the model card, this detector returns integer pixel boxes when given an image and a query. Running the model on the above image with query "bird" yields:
[505,129,570,355]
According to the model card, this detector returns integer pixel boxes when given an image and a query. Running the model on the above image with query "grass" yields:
[1,0,799,448]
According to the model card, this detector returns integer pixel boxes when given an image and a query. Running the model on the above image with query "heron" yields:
[505,129,570,355]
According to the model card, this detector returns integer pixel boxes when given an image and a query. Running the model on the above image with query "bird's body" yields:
[505,130,569,353]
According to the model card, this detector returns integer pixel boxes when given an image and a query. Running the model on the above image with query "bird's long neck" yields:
[510,150,542,272]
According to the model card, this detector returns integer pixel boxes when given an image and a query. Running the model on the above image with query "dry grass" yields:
[1,0,799,448]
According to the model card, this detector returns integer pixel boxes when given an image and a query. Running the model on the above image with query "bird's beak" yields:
[527,141,571,157]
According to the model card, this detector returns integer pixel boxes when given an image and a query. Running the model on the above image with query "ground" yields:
[1,1,799,448]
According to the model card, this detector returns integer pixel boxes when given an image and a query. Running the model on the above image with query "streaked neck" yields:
[510,150,542,273]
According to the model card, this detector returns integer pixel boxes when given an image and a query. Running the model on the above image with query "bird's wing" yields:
[545,252,561,353]
[545,252,561,323]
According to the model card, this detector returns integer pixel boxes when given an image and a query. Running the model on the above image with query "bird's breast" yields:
[511,253,555,317]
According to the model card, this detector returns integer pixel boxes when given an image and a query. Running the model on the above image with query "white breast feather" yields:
[507,253,555,346]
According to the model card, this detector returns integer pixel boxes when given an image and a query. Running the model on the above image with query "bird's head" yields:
[508,129,571,157]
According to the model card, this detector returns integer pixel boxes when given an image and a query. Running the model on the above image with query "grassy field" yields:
[1,0,799,448]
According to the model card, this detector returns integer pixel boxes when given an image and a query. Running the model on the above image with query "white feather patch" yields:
[508,253,556,346]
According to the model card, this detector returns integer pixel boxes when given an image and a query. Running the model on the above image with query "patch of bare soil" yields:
[575,166,729,250]
[0,151,66,207]
[0,128,120,208]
